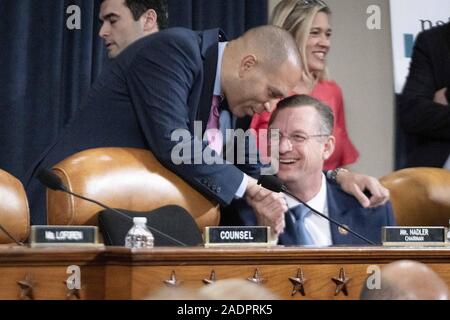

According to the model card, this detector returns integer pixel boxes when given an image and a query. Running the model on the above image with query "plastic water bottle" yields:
[125,217,154,248]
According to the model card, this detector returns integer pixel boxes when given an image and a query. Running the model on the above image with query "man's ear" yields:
[141,9,158,33]
[238,54,257,77]
[323,135,336,160]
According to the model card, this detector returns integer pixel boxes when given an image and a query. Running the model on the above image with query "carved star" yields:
[17,274,34,300]
[203,270,217,285]
[164,271,179,287]
[247,268,265,285]
[289,268,308,296]
[331,268,351,296]
[64,280,81,300]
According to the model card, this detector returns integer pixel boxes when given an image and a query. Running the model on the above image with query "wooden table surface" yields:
[0,245,448,299]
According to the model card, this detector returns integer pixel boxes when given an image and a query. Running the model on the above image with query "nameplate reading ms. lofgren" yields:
[30,225,102,247]
[204,226,271,246]
[382,226,448,246]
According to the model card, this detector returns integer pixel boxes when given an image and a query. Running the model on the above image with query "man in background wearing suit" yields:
[265,95,395,245]
[400,22,450,168]
[24,0,389,236]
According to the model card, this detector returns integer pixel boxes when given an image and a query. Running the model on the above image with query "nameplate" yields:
[204,226,271,247]
[382,226,448,246]
[30,226,102,247]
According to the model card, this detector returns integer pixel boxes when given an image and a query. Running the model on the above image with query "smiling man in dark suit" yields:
[266,95,396,245]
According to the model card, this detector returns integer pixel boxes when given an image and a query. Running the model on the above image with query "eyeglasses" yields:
[269,131,330,145]
[297,0,328,8]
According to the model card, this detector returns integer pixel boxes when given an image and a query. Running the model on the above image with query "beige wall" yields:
[268,0,395,178]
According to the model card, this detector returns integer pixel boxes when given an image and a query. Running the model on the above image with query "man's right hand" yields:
[434,87,448,105]
[244,177,287,235]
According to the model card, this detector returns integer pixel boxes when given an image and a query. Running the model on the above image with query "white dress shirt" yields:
[284,174,333,246]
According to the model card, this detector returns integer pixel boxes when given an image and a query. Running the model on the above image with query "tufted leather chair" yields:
[47,148,220,231]
[0,169,30,244]
[380,167,450,226]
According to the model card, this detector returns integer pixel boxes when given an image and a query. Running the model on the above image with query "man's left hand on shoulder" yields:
[334,169,390,208]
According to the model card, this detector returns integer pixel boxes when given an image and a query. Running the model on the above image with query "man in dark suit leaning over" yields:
[262,95,395,245]
[25,0,390,233]
[25,24,303,228]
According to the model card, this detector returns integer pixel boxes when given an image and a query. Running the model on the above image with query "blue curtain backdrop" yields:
[0,0,268,182]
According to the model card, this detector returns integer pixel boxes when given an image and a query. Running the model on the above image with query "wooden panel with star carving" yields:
[0,246,105,300]
[103,247,450,300]
[0,246,449,299]
[107,263,450,300]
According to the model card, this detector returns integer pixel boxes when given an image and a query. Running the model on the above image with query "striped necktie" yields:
[206,95,223,154]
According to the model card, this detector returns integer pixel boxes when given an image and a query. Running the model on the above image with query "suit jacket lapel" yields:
[327,182,355,245]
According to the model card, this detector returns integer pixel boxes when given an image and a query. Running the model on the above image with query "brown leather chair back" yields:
[0,169,30,243]
[47,148,220,230]
[380,167,450,226]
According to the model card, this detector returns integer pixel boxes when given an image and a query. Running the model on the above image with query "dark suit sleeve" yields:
[400,30,450,140]
[125,31,244,206]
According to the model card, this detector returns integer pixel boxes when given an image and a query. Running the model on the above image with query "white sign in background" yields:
[389,0,450,93]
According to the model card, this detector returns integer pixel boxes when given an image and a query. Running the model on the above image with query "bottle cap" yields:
[133,217,147,224]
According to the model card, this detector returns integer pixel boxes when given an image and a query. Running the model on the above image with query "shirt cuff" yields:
[234,174,248,199]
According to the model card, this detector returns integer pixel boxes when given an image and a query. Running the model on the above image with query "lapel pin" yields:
[338,225,349,236]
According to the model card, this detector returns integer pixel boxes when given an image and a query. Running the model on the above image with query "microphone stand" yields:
[258,176,375,245]
[281,187,375,245]
[58,187,188,247]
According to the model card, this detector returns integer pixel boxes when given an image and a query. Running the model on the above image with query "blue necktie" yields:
[292,204,314,245]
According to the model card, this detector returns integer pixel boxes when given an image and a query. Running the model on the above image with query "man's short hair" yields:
[241,25,302,72]
[270,94,334,134]
[125,0,169,29]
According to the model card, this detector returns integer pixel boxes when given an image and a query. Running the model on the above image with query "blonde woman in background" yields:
[251,0,359,170]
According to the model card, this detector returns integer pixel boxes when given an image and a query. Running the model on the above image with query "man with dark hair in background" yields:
[99,0,168,58]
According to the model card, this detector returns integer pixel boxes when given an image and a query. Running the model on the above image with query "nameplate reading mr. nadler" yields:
[30,226,102,247]
[382,226,447,246]
[204,226,270,246]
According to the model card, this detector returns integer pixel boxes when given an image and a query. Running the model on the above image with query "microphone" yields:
[37,169,188,247]
[258,175,375,245]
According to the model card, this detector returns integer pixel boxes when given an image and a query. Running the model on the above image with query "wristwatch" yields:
[326,168,349,183]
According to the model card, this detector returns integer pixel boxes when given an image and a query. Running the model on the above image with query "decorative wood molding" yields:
[17,274,34,300]
[247,268,265,285]
[289,268,307,297]
[164,271,179,287]
[203,270,217,285]
[332,268,351,296]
